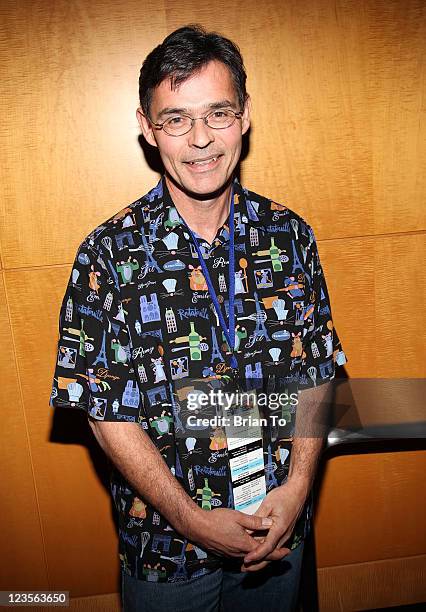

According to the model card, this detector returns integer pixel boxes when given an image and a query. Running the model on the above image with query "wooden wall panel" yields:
[1,0,424,268]
[67,593,121,611]
[0,0,167,269]
[317,554,426,611]
[165,0,426,238]
[315,451,426,567]
[314,232,425,377]
[4,266,120,595]
[0,272,48,589]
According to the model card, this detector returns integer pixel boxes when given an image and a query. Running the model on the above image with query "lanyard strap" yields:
[184,189,237,369]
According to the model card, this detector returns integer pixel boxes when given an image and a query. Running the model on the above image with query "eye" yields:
[166,116,185,125]
[211,110,228,118]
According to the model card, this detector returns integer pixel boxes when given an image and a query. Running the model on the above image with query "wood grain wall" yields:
[1,1,425,609]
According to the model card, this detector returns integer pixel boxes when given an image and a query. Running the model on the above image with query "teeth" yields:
[189,157,217,165]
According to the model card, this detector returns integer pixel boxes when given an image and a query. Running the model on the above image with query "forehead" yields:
[150,61,238,115]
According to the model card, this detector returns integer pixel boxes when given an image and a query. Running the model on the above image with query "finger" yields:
[241,546,291,570]
[241,560,270,572]
[261,546,291,561]
[237,512,273,532]
[243,527,281,563]
[244,528,269,537]
[241,548,290,572]
[242,542,285,567]
[251,503,270,518]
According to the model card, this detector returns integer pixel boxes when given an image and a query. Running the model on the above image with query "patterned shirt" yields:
[50,177,347,583]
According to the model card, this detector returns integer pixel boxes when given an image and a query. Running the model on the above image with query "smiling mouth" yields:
[184,155,222,166]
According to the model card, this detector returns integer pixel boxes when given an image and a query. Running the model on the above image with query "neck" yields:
[165,175,233,244]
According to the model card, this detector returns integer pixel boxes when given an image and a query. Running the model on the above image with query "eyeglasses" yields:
[150,109,243,137]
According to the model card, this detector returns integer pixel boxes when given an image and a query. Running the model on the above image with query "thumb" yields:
[237,512,273,531]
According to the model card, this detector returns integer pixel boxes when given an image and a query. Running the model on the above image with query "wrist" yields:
[284,474,312,499]
[182,504,208,543]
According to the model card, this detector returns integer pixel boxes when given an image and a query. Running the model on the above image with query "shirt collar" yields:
[144,176,269,244]
[232,179,269,231]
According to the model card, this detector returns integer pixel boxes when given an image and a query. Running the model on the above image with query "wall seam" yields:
[318,551,426,571]
[1,228,425,272]
[317,229,426,242]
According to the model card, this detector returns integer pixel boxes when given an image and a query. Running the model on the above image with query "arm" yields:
[286,380,331,493]
[88,419,272,558]
[241,382,332,570]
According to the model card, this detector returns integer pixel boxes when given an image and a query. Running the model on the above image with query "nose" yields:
[187,118,214,148]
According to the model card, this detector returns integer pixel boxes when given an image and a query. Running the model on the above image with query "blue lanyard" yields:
[183,189,238,370]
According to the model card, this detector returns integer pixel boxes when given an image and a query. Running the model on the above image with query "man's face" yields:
[137,60,250,198]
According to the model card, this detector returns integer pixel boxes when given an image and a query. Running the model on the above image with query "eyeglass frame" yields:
[148,108,244,137]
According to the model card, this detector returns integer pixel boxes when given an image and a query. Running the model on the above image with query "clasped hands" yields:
[197,481,307,573]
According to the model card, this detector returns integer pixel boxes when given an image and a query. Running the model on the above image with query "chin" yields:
[184,174,231,198]
[166,164,233,200]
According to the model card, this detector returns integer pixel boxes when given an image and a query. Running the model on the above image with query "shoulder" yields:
[242,185,316,246]
[76,183,162,260]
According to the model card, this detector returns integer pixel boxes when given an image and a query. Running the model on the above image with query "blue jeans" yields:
[121,542,304,612]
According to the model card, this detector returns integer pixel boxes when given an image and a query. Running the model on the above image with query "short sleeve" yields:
[298,226,348,389]
[49,239,142,422]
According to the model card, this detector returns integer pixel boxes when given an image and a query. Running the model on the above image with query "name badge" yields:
[224,391,266,515]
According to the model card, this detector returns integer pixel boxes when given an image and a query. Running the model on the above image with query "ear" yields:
[241,95,251,135]
[136,107,158,148]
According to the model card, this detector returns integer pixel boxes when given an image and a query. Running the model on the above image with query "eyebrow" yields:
[156,99,237,119]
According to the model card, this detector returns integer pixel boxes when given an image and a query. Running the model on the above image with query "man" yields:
[50,25,347,612]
